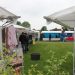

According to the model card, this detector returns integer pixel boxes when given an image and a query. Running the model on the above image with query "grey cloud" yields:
[0,0,75,29]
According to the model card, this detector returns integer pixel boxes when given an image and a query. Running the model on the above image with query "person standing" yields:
[24,33,29,51]
[19,32,29,53]
[60,30,65,42]
[29,34,32,44]
[49,34,51,41]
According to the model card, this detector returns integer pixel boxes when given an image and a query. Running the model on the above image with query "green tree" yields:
[21,21,30,28]
[16,21,21,25]
[41,26,47,31]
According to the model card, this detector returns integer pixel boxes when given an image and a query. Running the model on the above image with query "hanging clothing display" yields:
[6,25,18,50]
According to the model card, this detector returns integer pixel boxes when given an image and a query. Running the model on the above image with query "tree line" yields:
[17,21,30,28]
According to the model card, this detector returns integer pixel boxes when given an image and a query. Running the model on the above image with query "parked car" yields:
[65,36,74,41]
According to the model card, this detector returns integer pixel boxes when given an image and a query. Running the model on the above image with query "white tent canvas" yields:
[14,24,30,33]
[14,24,25,29]
[0,7,20,19]
[44,6,75,28]
[47,22,62,30]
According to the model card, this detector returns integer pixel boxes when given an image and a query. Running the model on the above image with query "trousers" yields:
[21,43,29,53]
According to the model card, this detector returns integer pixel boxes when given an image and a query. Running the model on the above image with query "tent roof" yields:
[0,7,20,20]
[13,25,25,29]
[44,6,75,28]
[47,22,62,30]
[13,25,30,33]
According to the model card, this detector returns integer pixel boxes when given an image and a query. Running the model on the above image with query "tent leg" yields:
[0,27,3,59]
[73,27,75,75]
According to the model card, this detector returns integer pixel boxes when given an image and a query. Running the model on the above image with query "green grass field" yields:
[23,41,73,75]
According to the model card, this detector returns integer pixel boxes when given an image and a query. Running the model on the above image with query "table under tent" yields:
[44,6,75,75]
[0,7,24,75]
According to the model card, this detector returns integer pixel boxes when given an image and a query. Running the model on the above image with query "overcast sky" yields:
[0,0,75,30]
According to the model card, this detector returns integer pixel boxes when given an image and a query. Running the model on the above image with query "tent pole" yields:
[0,27,3,59]
[73,27,75,75]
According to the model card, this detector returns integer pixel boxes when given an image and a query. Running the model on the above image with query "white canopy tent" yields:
[44,6,75,75]
[14,24,30,34]
[46,22,62,30]
[0,7,20,23]
[0,7,20,59]
[14,24,25,29]
[0,7,24,74]
[44,6,75,28]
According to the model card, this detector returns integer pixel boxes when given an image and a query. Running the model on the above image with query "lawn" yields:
[23,41,73,75]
